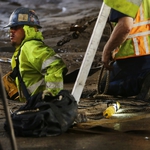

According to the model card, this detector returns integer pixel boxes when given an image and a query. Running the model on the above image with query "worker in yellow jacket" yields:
[100,0,150,100]
[4,7,67,102]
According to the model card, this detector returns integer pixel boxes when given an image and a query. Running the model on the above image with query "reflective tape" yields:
[27,78,45,94]
[27,79,63,94]
[41,56,57,70]
[133,20,150,27]
[128,31,150,38]
[133,38,140,55]
[46,81,63,89]
[143,36,149,54]
[41,54,61,70]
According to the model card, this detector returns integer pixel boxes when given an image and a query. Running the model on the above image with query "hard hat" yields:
[4,7,42,28]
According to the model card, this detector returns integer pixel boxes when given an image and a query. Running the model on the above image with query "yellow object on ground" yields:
[103,102,120,119]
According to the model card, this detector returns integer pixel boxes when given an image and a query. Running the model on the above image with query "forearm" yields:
[104,17,133,52]
[104,26,128,52]
[102,17,133,67]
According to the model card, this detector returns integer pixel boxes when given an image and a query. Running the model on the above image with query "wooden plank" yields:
[71,2,111,103]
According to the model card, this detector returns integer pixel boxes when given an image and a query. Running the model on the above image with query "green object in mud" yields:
[104,0,143,18]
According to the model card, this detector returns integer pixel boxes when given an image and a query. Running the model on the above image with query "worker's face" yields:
[9,25,25,47]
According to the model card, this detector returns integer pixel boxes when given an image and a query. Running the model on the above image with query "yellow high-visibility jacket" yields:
[11,25,66,101]
[112,0,150,60]
[104,0,143,18]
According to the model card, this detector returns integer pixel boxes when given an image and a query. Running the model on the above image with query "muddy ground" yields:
[1,1,150,150]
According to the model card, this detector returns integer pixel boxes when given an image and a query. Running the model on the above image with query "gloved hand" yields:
[42,90,52,100]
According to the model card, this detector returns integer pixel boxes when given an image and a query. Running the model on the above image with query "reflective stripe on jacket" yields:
[11,25,66,101]
[113,0,150,60]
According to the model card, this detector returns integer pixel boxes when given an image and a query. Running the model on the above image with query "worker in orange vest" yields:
[100,0,150,101]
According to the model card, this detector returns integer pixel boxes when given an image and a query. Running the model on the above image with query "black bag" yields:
[4,90,78,137]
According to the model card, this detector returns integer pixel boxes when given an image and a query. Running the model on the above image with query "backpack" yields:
[4,90,78,137]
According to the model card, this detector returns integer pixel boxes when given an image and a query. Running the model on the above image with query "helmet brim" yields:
[3,24,42,29]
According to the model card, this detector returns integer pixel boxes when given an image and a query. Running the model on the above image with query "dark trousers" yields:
[100,55,150,97]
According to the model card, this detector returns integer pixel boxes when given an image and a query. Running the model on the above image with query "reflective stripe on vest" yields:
[113,0,150,60]
[27,78,63,94]
[46,81,63,89]
[104,0,143,18]
[41,54,61,73]
[27,78,45,94]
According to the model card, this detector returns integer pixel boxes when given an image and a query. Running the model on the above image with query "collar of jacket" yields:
[17,25,43,50]
[11,25,44,69]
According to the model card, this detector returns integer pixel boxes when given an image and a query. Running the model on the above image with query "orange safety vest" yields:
[113,0,150,60]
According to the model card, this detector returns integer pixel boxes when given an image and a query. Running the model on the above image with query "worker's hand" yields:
[102,48,113,70]
[101,58,113,71]
[42,90,52,100]
[102,61,113,70]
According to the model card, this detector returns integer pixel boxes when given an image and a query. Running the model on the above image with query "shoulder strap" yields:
[11,50,30,101]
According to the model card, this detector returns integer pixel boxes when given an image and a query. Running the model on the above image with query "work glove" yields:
[42,90,52,100]
[42,90,63,101]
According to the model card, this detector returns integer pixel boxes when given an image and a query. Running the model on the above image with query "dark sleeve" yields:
[109,9,128,23]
